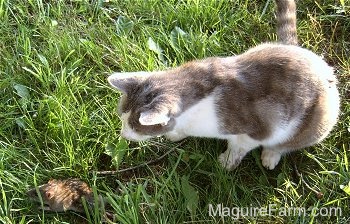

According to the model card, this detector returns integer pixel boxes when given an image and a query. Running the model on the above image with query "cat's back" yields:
[240,43,332,72]
[215,43,339,142]
[231,43,336,89]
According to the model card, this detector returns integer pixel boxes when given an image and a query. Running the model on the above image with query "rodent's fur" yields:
[27,178,102,213]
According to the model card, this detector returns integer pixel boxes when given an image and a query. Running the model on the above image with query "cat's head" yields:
[108,72,179,141]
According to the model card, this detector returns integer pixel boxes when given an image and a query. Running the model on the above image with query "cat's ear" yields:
[107,72,151,93]
[139,110,170,126]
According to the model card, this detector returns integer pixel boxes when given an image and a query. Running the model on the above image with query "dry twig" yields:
[95,142,184,175]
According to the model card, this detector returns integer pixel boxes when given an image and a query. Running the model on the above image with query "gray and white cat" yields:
[107,0,340,170]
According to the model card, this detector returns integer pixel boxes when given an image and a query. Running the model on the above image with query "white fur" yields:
[120,112,151,141]
[261,148,282,170]
[166,94,305,170]
[108,71,151,83]
[219,135,261,170]
[167,94,299,145]
[261,117,300,147]
[139,111,170,126]
[120,95,228,141]
[166,95,270,170]
[166,95,226,139]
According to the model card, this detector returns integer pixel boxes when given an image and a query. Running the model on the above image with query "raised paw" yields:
[165,131,186,142]
[218,150,242,171]
[261,148,282,170]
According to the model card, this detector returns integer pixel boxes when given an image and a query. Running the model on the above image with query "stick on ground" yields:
[95,143,183,175]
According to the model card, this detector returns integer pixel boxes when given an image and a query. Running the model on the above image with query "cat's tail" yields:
[275,0,298,45]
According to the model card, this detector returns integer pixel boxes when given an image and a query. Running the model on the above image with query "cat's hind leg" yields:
[219,135,260,170]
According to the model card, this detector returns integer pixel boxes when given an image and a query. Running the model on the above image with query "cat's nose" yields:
[120,129,143,142]
[120,129,134,140]
[120,130,127,139]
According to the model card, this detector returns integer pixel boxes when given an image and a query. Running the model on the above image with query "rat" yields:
[27,178,103,213]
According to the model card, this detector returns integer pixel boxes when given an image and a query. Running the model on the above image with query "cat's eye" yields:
[145,92,158,104]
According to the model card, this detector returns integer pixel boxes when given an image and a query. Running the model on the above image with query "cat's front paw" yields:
[165,131,186,142]
[218,150,242,171]
[261,148,281,170]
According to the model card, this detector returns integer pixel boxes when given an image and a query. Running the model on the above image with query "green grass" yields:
[0,0,349,223]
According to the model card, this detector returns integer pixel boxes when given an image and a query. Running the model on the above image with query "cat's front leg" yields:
[218,145,248,170]
[261,147,283,170]
[165,130,187,142]
[219,135,260,170]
